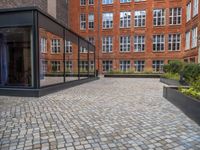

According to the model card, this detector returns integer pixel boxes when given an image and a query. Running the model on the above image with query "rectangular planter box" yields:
[104,74,161,78]
[160,77,181,86]
[163,86,200,125]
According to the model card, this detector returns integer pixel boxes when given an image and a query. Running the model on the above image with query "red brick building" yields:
[68,0,200,74]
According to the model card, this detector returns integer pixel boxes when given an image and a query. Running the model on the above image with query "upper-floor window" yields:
[120,36,131,52]
[102,36,113,52]
[88,37,95,45]
[134,0,146,2]
[120,11,131,28]
[169,8,182,25]
[120,0,131,3]
[102,0,113,4]
[153,9,165,26]
[192,27,198,48]
[80,46,88,53]
[80,0,86,6]
[51,39,60,53]
[88,13,94,29]
[168,34,181,51]
[41,37,47,53]
[153,35,165,52]
[89,0,94,5]
[193,0,199,17]
[80,14,86,30]
[186,2,191,22]
[134,10,146,27]
[185,31,191,50]
[134,35,145,52]
[65,41,72,53]
[102,13,113,29]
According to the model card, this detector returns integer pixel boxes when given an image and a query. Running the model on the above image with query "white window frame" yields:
[193,0,199,17]
[80,14,86,30]
[185,31,191,50]
[153,35,165,52]
[192,27,198,48]
[153,9,165,26]
[186,2,191,22]
[134,35,145,52]
[51,61,60,72]
[65,40,72,53]
[102,60,113,72]
[51,39,60,53]
[168,34,181,51]
[120,60,131,72]
[41,37,47,53]
[134,10,146,27]
[88,13,94,29]
[102,0,113,4]
[102,13,113,29]
[120,11,131,28]
[120,36,131,52]
[169,8,182,25]
[152,60,164,73]
[134,60,145,72]
[102,36,113,53]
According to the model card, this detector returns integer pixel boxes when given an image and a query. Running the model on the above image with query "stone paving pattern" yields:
[0,78,200,150]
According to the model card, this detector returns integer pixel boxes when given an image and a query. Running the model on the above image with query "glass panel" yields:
[0,27,33,87]
[65,30,79,81]
[39,28,64,87]
[89,44,95,76]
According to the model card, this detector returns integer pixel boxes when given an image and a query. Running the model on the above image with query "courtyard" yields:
[0,78,200,150]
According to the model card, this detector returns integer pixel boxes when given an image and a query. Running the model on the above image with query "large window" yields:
[120,60,131,72]
[51,39,61,53]
[192,27,198,48]
[152,60,164,73]
[120,36,131,52]
[65,61,73,73]
[186,3,191,22]
[120,0,131,3]
[88,13,94,29]
[193,0,199,17]
[134,35,145,52]
[51,61,60,72]
[169,8,182,25]
[153,9,165,26]
[102,0,113,4]
[102,60,113,72]
[134,60,145,72]
[80,14,86,30]
[41,37,47,53]
[0,27,33,87]
[102,13,113,29]
[168,34,181,51]
[153,35,165,52]
[134,10,146,27]
[120,11,131,28]
[80,0,86,6]
[89,0,94,5]
[102,36,113,52]
[65,41,72,53]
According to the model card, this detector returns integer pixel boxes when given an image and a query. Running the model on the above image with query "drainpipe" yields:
[97,0,100,72]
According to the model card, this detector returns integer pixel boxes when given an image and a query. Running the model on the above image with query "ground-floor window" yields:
[102,60,113,72]
[152,60,164,73]
[51,61,61,72]
[134,60,145,72]
[80,61,88,72]
[120,60,130,72]
[65,61,72,73]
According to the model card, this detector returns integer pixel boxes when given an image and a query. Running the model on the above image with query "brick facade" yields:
[69,0,200,74]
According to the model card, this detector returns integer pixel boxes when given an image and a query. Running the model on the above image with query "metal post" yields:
[87,42,90,78]
[78,37,80,80]
[63,29,66,82]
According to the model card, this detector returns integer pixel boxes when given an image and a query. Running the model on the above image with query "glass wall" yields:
[0,27,33,87]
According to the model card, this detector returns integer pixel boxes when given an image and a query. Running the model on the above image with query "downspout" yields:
[97,0,100,72]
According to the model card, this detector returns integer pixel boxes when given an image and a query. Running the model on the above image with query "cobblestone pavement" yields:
[0,78,200,150]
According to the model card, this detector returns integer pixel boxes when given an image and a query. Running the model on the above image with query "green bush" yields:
[163,60,183,74]
[161,73,180,81]
[182,64,200,83]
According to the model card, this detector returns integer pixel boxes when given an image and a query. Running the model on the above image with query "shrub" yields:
[163,64,170,73]
[164,60,183,74]
[161,73,180,81]
[182,64,200,83]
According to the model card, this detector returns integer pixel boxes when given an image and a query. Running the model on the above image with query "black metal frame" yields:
[0,7,97,97]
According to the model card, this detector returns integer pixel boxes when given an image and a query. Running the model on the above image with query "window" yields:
[153,35,165,52]
[88,37,95,45]
[120,0,131,3]
[134,0,146,2]
[134,10,146,27]
[120,11,131,28]
[89,61,94,71]
[102,13,113,29]
[120,60,131,72]
[192,27,198,48]
[152,60,164,73]
[65,61,72,72]
[134,35,145,52]
[102,60,113,72]
[186,3,191,22]
[88,13,94,29]
[80,14,86,30]
[65,41,72,53]
[80,46,88,53]
[168,34,181,51]
[102,36,113,52]
[120,36,131,52]
[42,60,48,74]
[169,8,182,25]
[134,60,145,72]
[80,0,86,5]
[51,39,60,53]
[193,0,199,17]
[153,9,165,26]
[102,0,113,4]
[185,31,191,50]
[51,61,60,72]
[89,0,94,5]
[41,38,47,53]
[80,61,88,72]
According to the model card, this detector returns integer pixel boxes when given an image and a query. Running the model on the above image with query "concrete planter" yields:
[163,86,200,125]
[160,77,181,86]
[104,74,161,78]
